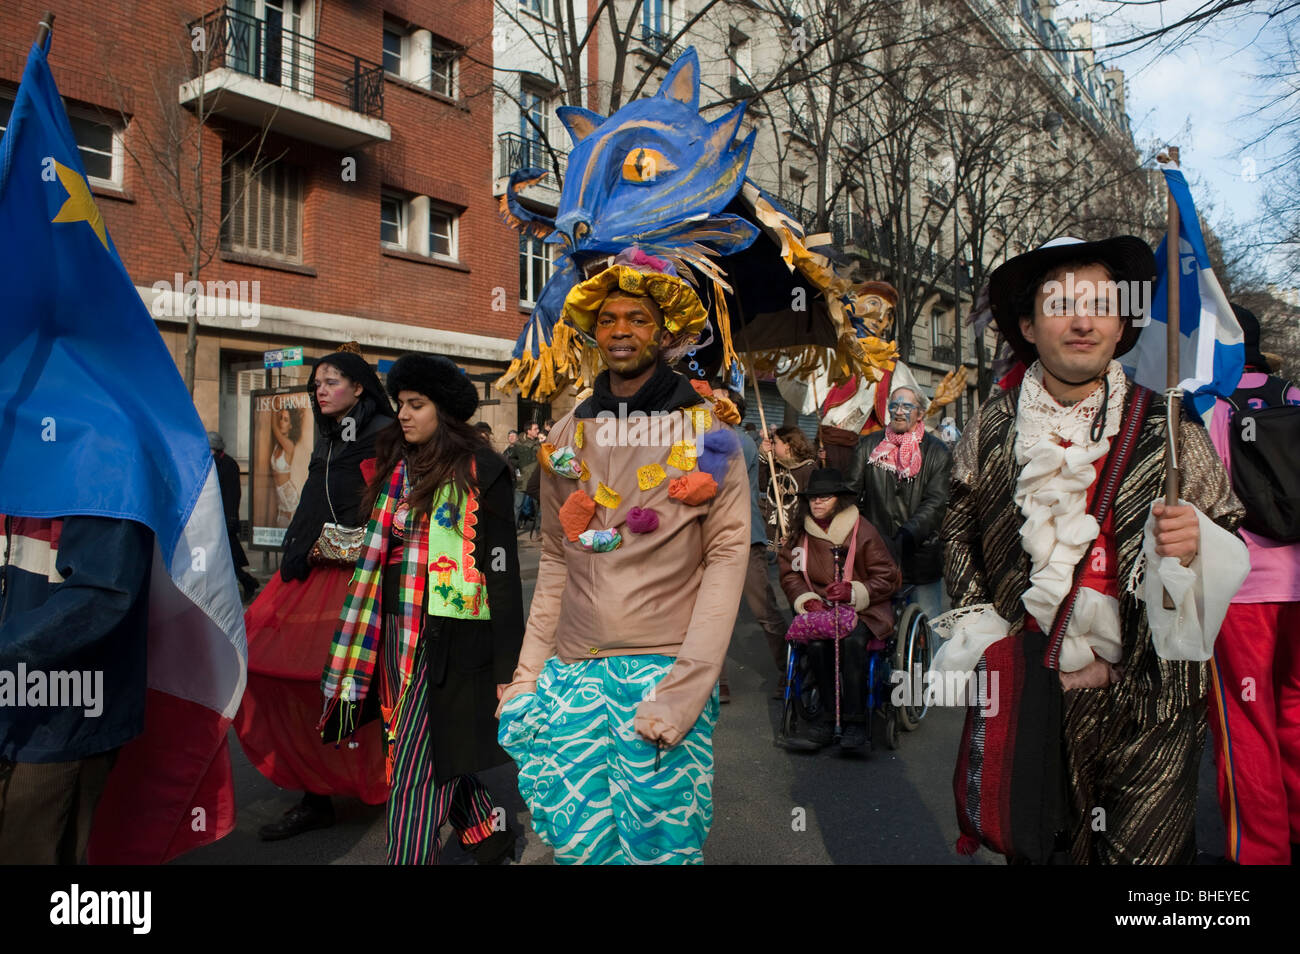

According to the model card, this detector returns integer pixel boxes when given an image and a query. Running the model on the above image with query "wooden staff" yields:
[746,356,788,544]
[1160,145,1182,610]
[810,373,825,463]
[36,10,54,46]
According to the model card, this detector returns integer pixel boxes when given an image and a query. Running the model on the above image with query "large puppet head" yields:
[497,49,760,399]
[547,50,757,259]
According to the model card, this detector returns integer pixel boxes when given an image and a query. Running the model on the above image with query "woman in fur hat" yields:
[777,469,902,752]
[235,344,394,841]
[321,353,524,865]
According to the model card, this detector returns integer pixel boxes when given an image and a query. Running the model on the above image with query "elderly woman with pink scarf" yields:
[845,386,953,621]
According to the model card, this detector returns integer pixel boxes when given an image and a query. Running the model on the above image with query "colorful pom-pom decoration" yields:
[578,527,623,552]
[625,507,660,534]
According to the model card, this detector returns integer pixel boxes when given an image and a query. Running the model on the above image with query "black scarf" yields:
[577,360,701,416]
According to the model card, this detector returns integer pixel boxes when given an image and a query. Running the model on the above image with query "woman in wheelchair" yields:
[777,469,902,751]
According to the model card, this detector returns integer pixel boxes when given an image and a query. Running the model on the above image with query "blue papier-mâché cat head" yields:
[499,47,761,396]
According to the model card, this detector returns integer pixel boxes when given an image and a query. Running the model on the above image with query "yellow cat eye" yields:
[621,148,675,183]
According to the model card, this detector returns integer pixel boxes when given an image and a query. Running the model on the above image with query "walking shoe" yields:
[719,680,731,704]
[258,798,335,841]
[838,723,868,752]
[802,721,834,748]
[470,826,518,865]
[780,733,821,752]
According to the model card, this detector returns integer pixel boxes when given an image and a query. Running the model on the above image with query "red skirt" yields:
[232,567,389,804]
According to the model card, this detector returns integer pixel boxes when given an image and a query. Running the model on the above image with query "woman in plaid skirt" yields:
[320,353,524,865]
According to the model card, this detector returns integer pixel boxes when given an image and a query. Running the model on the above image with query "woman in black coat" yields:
[234,345,395,841]
[323,352,523,865]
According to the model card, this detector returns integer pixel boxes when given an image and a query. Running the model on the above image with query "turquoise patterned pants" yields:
[498,655,718,865]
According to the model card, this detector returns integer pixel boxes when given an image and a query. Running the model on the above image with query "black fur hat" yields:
[385,353,479,422]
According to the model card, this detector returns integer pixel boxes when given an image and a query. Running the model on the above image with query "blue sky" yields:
[1060,0,1289,261]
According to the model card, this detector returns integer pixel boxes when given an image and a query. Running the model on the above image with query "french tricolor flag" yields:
[1121,162,1245,420]
[0,39,246,863]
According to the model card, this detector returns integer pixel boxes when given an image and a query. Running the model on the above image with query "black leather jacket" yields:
[845,430,952,583]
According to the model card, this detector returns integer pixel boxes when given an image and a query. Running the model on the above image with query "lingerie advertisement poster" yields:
[248,386,314,549]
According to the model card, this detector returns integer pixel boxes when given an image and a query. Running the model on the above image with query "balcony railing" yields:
[190,5,384,119]
[930,336,957,365]
[729,76,756,99]
[639,27,684,63]
[499,132,567,191]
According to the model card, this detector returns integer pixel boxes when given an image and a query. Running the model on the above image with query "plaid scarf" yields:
[869,419,925,478]
[320,459,429,744]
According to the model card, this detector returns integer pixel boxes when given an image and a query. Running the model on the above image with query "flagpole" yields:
[746,355,788,544]
[1161,145,1182,610]
[35,10,54,46]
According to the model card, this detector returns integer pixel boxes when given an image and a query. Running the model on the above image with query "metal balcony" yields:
[930,340,957,365]
[497,132,567,193]
[180,6,390,150]
[638,27,683,62]
[729,76,756,99]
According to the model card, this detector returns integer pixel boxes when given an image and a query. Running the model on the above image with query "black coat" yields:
[213,450,249,569]
[419,446,525,786]
[280,353,395,582]
[846,430,952,583]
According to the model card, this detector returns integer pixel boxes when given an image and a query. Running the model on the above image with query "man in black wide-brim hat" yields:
[932,235,1250,864]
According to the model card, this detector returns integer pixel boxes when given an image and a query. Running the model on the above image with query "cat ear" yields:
[656,47,700,112]
[556,106,603,146]
[707,102,747,155]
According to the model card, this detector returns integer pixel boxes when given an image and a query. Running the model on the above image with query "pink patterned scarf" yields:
[868,419,925,478]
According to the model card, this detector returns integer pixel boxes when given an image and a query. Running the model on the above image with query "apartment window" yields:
[380,193,405,247]
[729,31,752,80]
[518,85,555,167]
[930,305,950,349]
[0,94,124,188]
[643,0,675,41]
[229,0,312,96]
[520,235,553,306]
[381,190,460,262]
[429,206,456,259]
[519,0,549,16]
[382,27,403,76]
[383,21,459,98]
[430,41,457,98]
[222,153,303,261]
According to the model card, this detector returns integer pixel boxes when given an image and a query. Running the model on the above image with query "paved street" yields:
[180,538,1226,865]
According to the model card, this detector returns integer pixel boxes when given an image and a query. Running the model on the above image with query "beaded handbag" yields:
[309,442,366,567]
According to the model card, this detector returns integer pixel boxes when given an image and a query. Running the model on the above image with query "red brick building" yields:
[0,1,541,497]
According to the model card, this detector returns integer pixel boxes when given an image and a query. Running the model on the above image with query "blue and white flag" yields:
[1121,164,1244,420]
[0,36,246,862]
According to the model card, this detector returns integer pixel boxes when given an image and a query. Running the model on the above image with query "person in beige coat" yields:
[496,250,750,864]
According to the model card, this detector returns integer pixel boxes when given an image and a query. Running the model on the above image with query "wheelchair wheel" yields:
[778,647,822,751]
[883,707,900,750]
[893,603,933,731]
[871,702,900,751]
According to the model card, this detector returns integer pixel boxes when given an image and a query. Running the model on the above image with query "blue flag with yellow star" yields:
[0,37,246,863]
[0,37,211,554]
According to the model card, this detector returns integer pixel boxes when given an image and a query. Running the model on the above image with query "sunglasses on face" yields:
[888,401,920,413]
